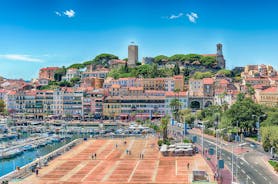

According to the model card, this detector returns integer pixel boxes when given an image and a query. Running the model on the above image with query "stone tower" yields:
[216,43,225,69]
[128,44,138,67]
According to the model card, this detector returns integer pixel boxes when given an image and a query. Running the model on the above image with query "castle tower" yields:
[216,43,225,69]
[128,44,138,67]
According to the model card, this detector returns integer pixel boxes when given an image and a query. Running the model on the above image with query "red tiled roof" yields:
[245,77,269,81]
[261,87,278,93]
[165,91,187,97]
[253,84,264,89]
[219,79,229,85]
[129,87,143,91]
[173,75,183,79]
[269,77,278,81]
[111,84,120,88]
[40,67,60,71]
[203,78,214,84]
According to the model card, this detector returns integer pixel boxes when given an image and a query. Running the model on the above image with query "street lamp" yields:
[252,114,266,142]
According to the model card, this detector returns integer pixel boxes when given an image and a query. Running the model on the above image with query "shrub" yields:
[269,160,278,172]
[183,138,192,143]
[157,140,163,146]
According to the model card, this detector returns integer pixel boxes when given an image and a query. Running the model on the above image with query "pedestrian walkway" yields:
[189,128,251,155]
[12,137,215,184]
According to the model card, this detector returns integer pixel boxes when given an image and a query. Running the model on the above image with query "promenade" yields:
[13,137,214,184]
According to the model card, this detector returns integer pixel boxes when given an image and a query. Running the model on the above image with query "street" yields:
[190,133,278,184]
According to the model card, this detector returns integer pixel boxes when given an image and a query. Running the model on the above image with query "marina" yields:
[0,119,153,178]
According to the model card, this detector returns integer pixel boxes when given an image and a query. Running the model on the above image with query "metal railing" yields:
[0,138,83,182]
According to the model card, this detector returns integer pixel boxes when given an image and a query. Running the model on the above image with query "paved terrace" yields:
[13,137,214,184]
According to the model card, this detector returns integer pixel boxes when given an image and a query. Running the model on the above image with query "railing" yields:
[0,138,83,182]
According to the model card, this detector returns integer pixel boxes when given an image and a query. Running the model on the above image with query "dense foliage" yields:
[193,71,214,79]
[261,126,278,152]
[67,53,119,69]
[0,100,5,113]
[108,64,174,79]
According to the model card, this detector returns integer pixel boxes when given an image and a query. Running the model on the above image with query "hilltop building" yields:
[216,43,226,69]
[39,67,60,81]
[128,44,138,67]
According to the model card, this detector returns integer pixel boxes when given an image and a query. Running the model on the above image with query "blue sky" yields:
[0,0,277,80]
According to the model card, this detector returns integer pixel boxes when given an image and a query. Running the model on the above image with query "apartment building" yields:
[258,87,278,107]
[39,67,60,81]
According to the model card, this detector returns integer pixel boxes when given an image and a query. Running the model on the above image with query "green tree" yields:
[193,71,213,79]
[170,98,183,122]
[0,100,5,113]
[54,66,66,81]
[124,61,129,73]
[246,84,255,97]
[70,77,81,84]
[179,109,195,126]
[217,69,232,77]
[222,97,264,133]
[160,116,170,141]
[59,80,73,87]
[262,107,278,126]
[67,63,85,69]
[173,62,180,75]
[200,56,217,67]
[261,126,278,152]
[154,55,169,64]
[151,64,159,78]
[92,53,118,66]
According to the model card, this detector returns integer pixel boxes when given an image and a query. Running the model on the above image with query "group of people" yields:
[91,153,97,159]
[139,153,144,159]
[126,149,131,155]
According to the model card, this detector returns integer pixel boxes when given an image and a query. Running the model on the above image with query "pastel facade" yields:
[39,67,60,81]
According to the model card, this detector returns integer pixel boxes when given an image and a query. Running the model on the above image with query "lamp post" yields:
[252,114,266,142]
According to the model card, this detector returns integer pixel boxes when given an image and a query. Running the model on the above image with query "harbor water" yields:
[0,135,81,177]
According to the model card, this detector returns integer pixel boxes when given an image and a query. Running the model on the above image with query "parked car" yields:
[250,143,257,148]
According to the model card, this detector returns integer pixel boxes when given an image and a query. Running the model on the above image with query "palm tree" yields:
[160,116,170,141]
[170,98,183,122]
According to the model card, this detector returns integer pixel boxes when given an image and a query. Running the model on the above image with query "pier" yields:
[0,138,83,182]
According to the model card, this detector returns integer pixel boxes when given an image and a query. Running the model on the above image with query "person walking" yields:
[142,153,144,159]
[187,163,190,170]
[94,153,97,159]
[35,168,39,176]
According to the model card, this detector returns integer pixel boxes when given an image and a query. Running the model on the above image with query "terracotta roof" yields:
[253,84,264,89]
[269,77,278,81]
[245,77,269,81]
[261,87,278,93]
[129,87,143,91]
[111,84,120,89]
[165,91,187,97]
[7,91,17,95]
[40,67,60,71]
[219,79,229,85]
[173,75,183,79]
[203,78,214,85]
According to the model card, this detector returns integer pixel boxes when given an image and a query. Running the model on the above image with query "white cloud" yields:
[169,13,184,19]
[55,11,62,16]
[63,9,75,18]
[0,54,44,63]
[186,12,198,23]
